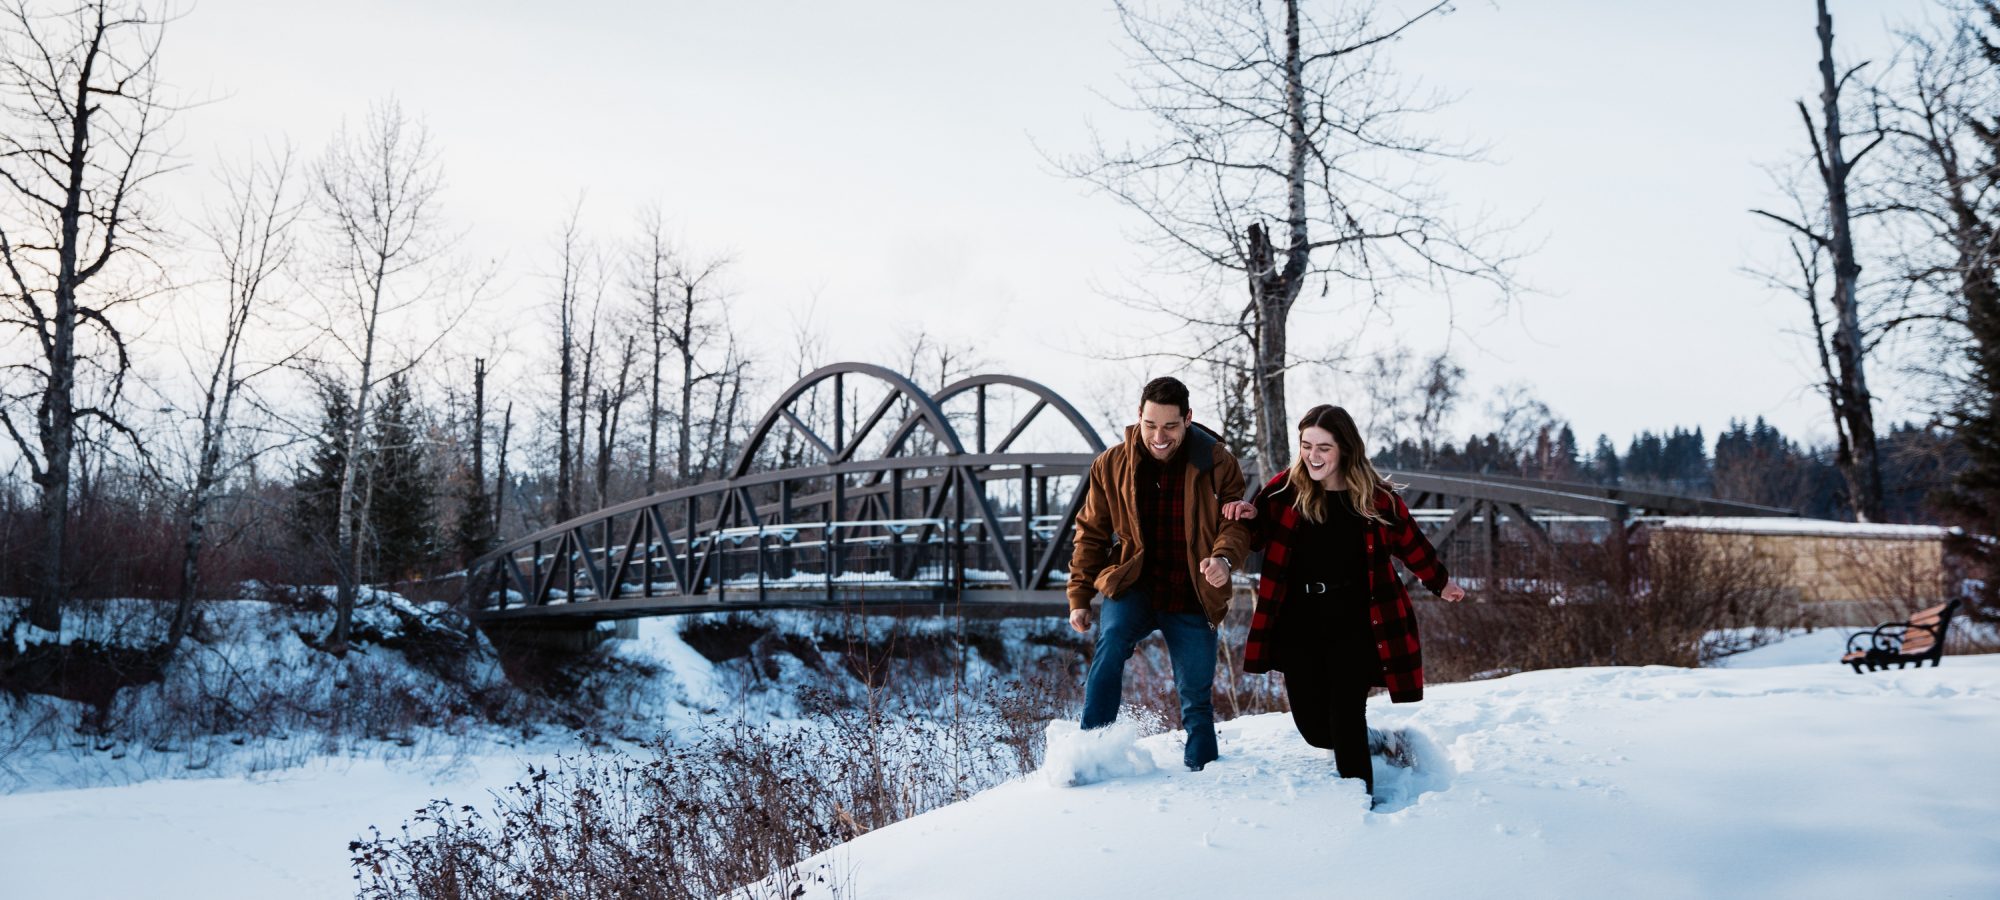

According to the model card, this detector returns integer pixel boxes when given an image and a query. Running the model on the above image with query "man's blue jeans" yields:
[1080,586,1219,768]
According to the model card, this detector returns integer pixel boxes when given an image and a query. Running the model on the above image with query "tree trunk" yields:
[29,295,72,630]
[574,316,597,518]
[1816,0,1885,522]
[169,399,229,651]
[1242,0,1311,484]
[331,269,385,650]
[25,26,100,632]
[679,286,696,483]
[494,401,512,535]
[556,258,576,523]
[1246,223,1290,483]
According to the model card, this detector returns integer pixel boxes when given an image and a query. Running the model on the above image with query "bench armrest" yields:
[1845,626,1901,655]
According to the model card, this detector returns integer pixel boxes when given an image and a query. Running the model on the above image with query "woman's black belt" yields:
[1295,580,1359,595]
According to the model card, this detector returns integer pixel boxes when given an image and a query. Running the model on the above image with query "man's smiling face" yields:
[1138,400,1188,461]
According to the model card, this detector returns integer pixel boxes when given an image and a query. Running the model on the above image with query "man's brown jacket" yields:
[1066,422,1252,625]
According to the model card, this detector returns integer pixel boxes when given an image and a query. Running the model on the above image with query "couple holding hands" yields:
[1066,377,1464,796]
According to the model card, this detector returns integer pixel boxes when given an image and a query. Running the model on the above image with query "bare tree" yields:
[593,332,636,509]
[1060,0,1517,480]
[550,205,586,522]
[167,145,302,649]
[0,0,172,630]
[493,398,512,534]
[1752,0,1888,522]
[311,99,468,651]
[695,336,752,479]
[629,206,673,494]
[1874,4,2000,613]
[667,253,729,483]
[1417,353,1464,468]
[1747,177,1861,496]
[1485,382,1558,469]
[573,278,599,517]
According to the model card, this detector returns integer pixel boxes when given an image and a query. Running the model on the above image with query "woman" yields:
[1212,404,1464,798]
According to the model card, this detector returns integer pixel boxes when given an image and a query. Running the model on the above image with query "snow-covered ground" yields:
[779,654,2000,899]
[3,630,1995,898]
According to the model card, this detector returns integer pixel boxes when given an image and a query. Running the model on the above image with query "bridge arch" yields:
[731,362,965,479]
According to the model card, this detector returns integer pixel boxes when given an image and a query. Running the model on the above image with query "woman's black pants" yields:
[1282,661,1375,794]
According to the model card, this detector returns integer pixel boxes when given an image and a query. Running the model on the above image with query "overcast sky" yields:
[150,0,1948,450]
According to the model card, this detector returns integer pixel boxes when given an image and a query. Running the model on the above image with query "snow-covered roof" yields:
[1648,516,1955,540]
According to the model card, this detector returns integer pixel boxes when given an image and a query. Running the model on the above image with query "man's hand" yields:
[1440,581,1466,602]
[1221,500,1257,521]
[1199,556,1232,587]
[1069,608,1092,632]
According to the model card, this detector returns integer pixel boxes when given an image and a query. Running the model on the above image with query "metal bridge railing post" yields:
[1020,464,1033,589]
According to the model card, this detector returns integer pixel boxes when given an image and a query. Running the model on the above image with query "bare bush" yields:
[1419,531,1794,680]
[351,675,1079,899]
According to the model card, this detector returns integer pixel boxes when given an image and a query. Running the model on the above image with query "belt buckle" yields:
[1305,582,1328,594]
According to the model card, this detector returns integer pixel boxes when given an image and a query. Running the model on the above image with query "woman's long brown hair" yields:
[1287,404,1393,525]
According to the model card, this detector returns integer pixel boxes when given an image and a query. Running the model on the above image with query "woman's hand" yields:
[1440,581,1466,602]
[1069,608,1092,632]
[1222,500,1257,520]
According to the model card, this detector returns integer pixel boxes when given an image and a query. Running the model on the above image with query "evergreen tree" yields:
[1625,432,1664,484]
[292,377,355,576]
[1554,425,1581,480]
[1932,1,2000,621]
[367,374,436,581]
[453,474,496,568]
[1591,435,1621,484]
[453,361,497,568]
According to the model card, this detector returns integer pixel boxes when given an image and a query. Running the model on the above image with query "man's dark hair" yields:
[1139,377,1190,416]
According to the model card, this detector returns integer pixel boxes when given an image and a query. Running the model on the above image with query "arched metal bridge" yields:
[463,362,1794,623]
[466,363,1109,621]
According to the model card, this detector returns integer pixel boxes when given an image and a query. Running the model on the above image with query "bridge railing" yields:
[465,457,1093,615]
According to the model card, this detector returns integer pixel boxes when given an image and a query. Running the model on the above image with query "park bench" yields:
[1841,599,1960,673]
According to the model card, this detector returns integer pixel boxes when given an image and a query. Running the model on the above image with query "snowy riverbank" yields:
[3,628,1995,898]
[774,651,2000,899]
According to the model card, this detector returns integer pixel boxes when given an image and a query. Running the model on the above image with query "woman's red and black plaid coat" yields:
[1239,473,1451,703]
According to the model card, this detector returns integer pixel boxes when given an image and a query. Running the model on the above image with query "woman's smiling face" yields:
[1299,425,1340,480]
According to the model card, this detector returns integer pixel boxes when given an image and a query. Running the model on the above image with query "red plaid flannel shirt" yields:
[1136,452,1197,614]
[1240,473,1450,703]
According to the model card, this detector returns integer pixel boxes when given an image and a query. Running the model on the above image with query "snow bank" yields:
[1652,516,1954,539]
[776,654,2000,900]
[8,621,1996,899]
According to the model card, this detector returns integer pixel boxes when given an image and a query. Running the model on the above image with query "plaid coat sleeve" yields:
[1384,491,1451,596]
[1246,473,1287,553]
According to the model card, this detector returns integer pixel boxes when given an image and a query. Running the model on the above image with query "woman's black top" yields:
[1274,489,1381,682]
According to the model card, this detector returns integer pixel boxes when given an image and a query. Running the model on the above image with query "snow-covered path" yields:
[798,656,2000,899]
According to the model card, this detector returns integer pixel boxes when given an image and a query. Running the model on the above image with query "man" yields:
[1068,376,1251,771]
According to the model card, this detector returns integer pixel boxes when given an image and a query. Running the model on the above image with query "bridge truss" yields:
[464,362,1796,622]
